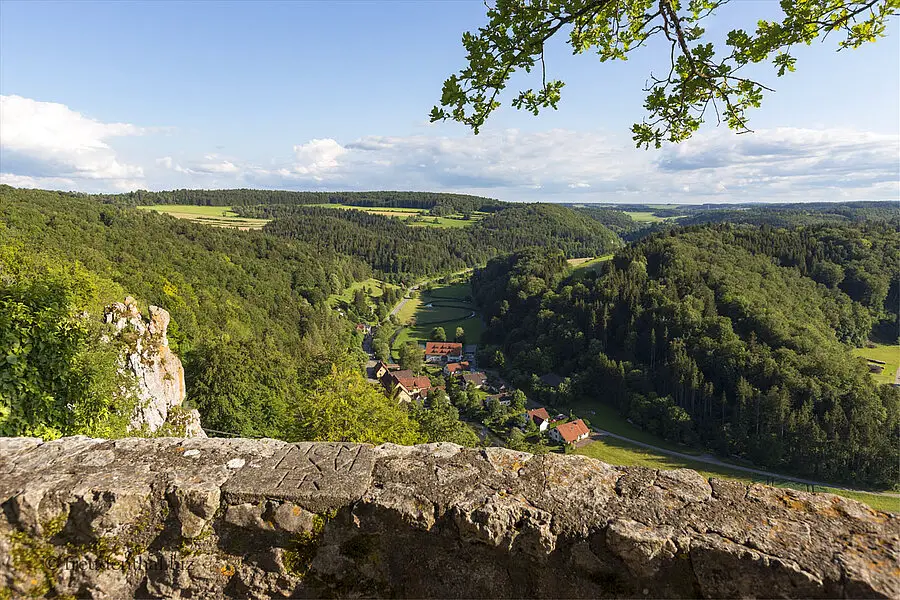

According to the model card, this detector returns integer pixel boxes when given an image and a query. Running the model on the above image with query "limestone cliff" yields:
[1,437,896,599]
[103,298,203,437]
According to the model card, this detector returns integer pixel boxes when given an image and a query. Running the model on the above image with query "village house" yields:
[443,361,470,376]
[355,323,372,335]
[525,407,551,432]
[461,371,487,390]
[380,369,432,402]
[550,419,590,445]
[424,341,463,364]
[374,361,400,380]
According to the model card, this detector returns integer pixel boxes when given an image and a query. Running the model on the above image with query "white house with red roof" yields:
[525,407,551,432]
[550,419,590,445]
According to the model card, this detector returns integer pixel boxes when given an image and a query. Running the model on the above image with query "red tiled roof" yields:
[462,372,487,384]
[445,362,470,373]
[526,407,551,425]
[555,419,590,443]
[424,342,463,356]
[395,373,432,392]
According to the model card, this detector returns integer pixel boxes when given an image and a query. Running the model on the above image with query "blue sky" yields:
[1,0,898,203]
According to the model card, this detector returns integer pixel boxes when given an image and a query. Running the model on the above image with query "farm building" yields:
[425,341,463,363]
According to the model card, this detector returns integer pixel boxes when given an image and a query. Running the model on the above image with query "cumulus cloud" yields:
[287,138,348,175]
[2,94,895,202]
[144,126,900,202]
[0,95,146,189]
[330,127,898,202]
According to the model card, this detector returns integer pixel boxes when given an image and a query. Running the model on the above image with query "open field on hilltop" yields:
[567,254,613,273]
[138,205,270,229]
[576,436,899,513]
[392,281,483,352]
[309,203,487,228]
[851,342,900,385]
[623,211,666,223]
[329,278,400,306]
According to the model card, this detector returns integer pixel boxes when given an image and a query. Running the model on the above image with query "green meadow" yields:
[392,281,483,352]
[851,343,899,385]
[138,205,270,229]
[309,203,486,228]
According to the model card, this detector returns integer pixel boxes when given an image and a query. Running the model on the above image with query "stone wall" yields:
[1,436,896,599]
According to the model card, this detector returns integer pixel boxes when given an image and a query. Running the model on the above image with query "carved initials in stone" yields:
[223,442,374,510]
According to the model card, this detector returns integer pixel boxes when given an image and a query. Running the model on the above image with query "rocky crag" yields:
[103,298,203,438]
[1,437,896,599]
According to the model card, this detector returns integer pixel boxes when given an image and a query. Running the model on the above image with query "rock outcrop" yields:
[103,298,203,437]
[1,437,896,599]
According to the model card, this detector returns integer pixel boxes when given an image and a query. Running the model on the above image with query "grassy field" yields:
[623,211,666,223]
[138,205,270,229]
[392,281,483,352]
[310,204,486,228]
[577,436,899,513]
[329,278,400,307]
[851,342,899,385]
[568,254,613,273]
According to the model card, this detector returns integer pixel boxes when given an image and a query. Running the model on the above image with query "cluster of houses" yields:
[376,338,592,447]
[376,341,489,403]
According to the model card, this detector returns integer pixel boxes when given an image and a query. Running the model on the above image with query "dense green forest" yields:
[473,223,899,487]
[259,203,621,282]
[0,186,371,439]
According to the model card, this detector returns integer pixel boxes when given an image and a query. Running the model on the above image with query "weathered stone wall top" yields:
[1,436,897,599]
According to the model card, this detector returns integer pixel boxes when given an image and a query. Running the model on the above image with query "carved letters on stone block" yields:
[222,442,374,512]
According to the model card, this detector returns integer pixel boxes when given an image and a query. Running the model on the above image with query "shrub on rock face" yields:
[0,246,203,439]
[0,247,132,439]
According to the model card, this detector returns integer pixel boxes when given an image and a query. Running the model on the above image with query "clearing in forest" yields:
[329,278,400,307]
[392,281,483,352]
[851,342,900,385]
[309,203,487,228]
[138,205,270,229]
[568,254,614,272]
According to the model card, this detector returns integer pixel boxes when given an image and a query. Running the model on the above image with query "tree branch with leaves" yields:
[431,0,899,147]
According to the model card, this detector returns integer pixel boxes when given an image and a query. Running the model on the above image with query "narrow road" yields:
[389,297,409,318]
[590,427,899,498]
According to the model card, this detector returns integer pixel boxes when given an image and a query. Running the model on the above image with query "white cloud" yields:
[2,95,895,203]
[288,138,347,175]
[0,95,146,188]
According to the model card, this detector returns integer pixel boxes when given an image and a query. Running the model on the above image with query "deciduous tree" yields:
[432,0,898,147]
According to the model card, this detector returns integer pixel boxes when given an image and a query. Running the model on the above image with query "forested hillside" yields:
[473,224,899,487]
[0,186,389,440]
[261,203,621,281]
